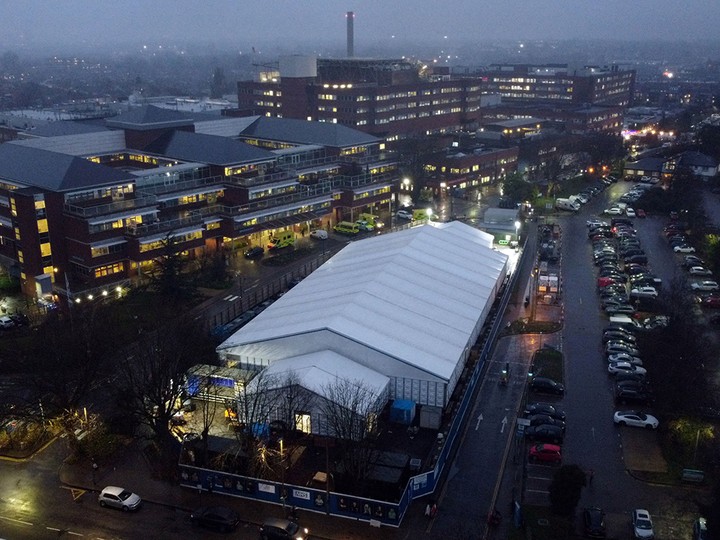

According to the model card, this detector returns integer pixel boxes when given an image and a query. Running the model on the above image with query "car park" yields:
[528,443,562,464]
[190,506,240,532]
[614,411,659,429]
[260,517,309,540]
[632,509,655,539]
[689,266,713,276]
[524,403,566,421]
[583,507,607,538]
[529,377,565,395]
[98,486,142,512]
[691,281,720,291]
[525,424,564,444]
[608,362,647,376]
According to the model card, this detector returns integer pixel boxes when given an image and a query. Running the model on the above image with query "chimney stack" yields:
[346,11,354,58]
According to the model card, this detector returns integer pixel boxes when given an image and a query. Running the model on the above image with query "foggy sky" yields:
[3,0,719,53]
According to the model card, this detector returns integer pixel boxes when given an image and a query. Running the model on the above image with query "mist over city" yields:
[1,3,720,540]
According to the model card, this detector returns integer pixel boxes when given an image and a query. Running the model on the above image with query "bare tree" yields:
[318,377,383,485]
[115,317,215,452]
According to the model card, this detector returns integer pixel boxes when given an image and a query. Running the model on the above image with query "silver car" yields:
[98,486,142,512]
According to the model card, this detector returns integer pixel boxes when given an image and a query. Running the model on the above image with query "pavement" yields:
[57,437,432,539]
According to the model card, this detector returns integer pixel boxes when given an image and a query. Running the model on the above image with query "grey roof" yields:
[624,157,664,172]
[23,121,109,138]
[0,144,135,191]
[143,130,275,166]
[678,151,717,168]
[10,130,127,156]
[105,105,196,131]
[240,116,380,148]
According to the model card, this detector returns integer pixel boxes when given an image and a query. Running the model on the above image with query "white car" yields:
[630,287,658,298]
[607,353,643,365]
[626,208,636,218]
[691,281,720,292]
[606,342,640,356]
[614,411,659,429]
[674,245,696,253]
[604,207,623,215]
[396,209,413,220]
[608,362,647,376]
[587,219,607,228]
[309,229,328,240]
[632,509,655,539]
[98,486,142,511]
[689,266,713,276]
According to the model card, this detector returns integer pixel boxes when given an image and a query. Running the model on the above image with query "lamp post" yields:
[279,437,285,509]
[514,220,521,242]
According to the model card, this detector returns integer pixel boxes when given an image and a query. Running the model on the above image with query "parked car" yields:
[603,331,637,343]
[605,304,636,315]
[624,255,648,264]
[98,486,142,512]
[606,342,640,356]
[613,411,659,429]
[630,287,658,299]
[524,403,566,421]
[607,353,643,365]
[683,256,705,268]
[243,246,264,259]
[309,229,328,240]
[626,208,636,218]
[674,244,696,253]
[636,209,646,218]
[525,424,564,444]
[615,371,647,383]
[0,316,15,330]
[689,266,713,276]
[616,387,653,406]
[632,509,655,539]
[396,209,413,220]
[692,281,720,292]
[527,414,566,431]
[702,296,720,308]
[608,362,647,376]
[529,377,565,395]
[583,507,607,538]
[190,506,240,532]
[693,517,708,540]
[604,207,623,215]
[528,443,562,464]
[260,517,309,540]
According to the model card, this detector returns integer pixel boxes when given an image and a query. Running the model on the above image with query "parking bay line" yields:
[0,515,34,526]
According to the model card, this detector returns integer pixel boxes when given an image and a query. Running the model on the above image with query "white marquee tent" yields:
[217,221,508,409]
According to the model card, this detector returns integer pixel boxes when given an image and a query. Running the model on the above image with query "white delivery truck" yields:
[555,198,580,212]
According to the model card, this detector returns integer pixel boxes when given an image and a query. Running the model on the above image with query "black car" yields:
[615,371,646,383]
[616,380,651,393]
[243,246,264,259]
[625,255,648,265]
[527,414,566,431]
[603,331,637,343]
[529,377,565,396]
[9,313,29,326]
[190,506,240,532]
[583,507,607,538]
[615,387,652,405]
[523,402,566,421]
[525,424,564,444]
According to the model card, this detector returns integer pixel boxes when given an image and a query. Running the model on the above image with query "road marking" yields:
[60,486,86,501]
[0,515,33,526]
[526,489,550,494]
[475,414,483,431]
[222,294,233,301]
[591,427,596,442]
[500,416,508,433]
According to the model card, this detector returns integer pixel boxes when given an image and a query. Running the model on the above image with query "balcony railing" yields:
[64,195,158,218]
[125,206,220,237]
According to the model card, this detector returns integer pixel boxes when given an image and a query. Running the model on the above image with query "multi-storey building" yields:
[237,56,487,140]
[478,103,625,135]
[0,106,398,300]
[479,64,635,108]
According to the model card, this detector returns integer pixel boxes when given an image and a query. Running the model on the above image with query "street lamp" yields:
[514,220,521,242]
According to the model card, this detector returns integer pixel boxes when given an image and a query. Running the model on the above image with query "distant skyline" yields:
[2,0,720,55]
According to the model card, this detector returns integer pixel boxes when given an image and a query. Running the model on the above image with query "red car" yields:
[529,443,562,464]
[703,296,720,309]
[636,209,646,218]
